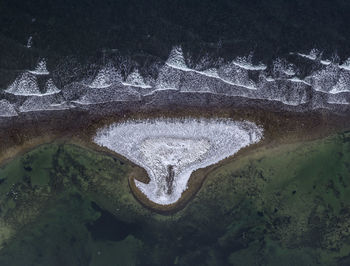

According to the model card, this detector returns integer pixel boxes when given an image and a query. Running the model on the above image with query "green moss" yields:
[0,132,349,265]
[90,236,143,266]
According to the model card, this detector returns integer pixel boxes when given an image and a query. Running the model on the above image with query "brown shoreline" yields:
[0,106,349,214]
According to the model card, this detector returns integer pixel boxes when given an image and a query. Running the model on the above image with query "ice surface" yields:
[217,61,258,90]
[122,69,152,88]
[201,68,220,78]
[44,79,61,95]
[327,94,349,105]
[28,59,49,75]
[272,59,297,78]
[288,77,311,86]
[88,67,121,89]
[258,78,309,106]
[307,64,339,93]
[73,86,140,105]
[94,118,263,205]
[232,55,267,71]
[296,49,320,60]
[19,95,70,113]
[320,59,332,66]
[6,73,60,97]
[339,58,350,71]
[5,72,41,96]
[0,100,17,117]
[329,72,350,94]
[3,47,350,117]
[165,46,188,70]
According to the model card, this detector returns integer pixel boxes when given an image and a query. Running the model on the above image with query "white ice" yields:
[0,100,17,117]
[88,66,121,89]
[5,72,41,96]
[164,46,258,90]
[19,95,70,113]
[296,49,320,60]
[6,73,60,97]
[122,69,152,88]
[339,58,350,71]
[44,79,61,95]
[94,118,263,205]
[320,59,332,66]
[28,59,49,75]
[232,55,267,71]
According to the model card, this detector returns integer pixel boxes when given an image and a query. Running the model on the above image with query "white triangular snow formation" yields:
[0,100,17,117]
[44,79,61,95]
[19,96,69,113]
[5,72,41,96]
[329,72,350,94]
[28,59,49,75]
[94,118,263,205]
[165,46,188,70]
[89,66,121,89]
[201,68,220,78]
[122,69,151,88]
[272,59,297,78]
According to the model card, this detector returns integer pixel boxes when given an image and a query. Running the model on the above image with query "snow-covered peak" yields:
[329,72,350,94]
[165,46,188,70]
[5,72,41,96]
[122,69,151,88]
[28,59,49,75]
[272,59,297,77]
[94,118,263,205]
[89,66,121,89]
[0,100,17,117]
[200,68,220,78]
[44,79,61,95]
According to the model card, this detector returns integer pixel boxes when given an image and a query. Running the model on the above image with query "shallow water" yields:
[0,132,349,265]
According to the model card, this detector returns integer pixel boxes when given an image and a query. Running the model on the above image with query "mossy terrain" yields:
[0,131,349,265]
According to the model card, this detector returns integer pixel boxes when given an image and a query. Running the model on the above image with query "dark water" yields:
[2,0,350,69]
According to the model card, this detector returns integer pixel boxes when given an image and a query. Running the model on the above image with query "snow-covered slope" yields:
[94,118,263,205]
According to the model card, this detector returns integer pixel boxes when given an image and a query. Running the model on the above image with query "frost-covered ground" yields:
[94,118,263,205]
[1,46,350,118]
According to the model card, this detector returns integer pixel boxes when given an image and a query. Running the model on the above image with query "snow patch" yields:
[94,118,263,205]
[88,67,121,89]
[296,49,320,60]
[5,72,41,96]
[44,79,61,95]
[122,69,152,88]
[339,58,350,71]
[28,59,49,75]
[0,100,17,117]
[232,55,266,71]
[165,46,188,70]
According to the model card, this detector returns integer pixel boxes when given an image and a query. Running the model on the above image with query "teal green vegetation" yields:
[0,131,349,266]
